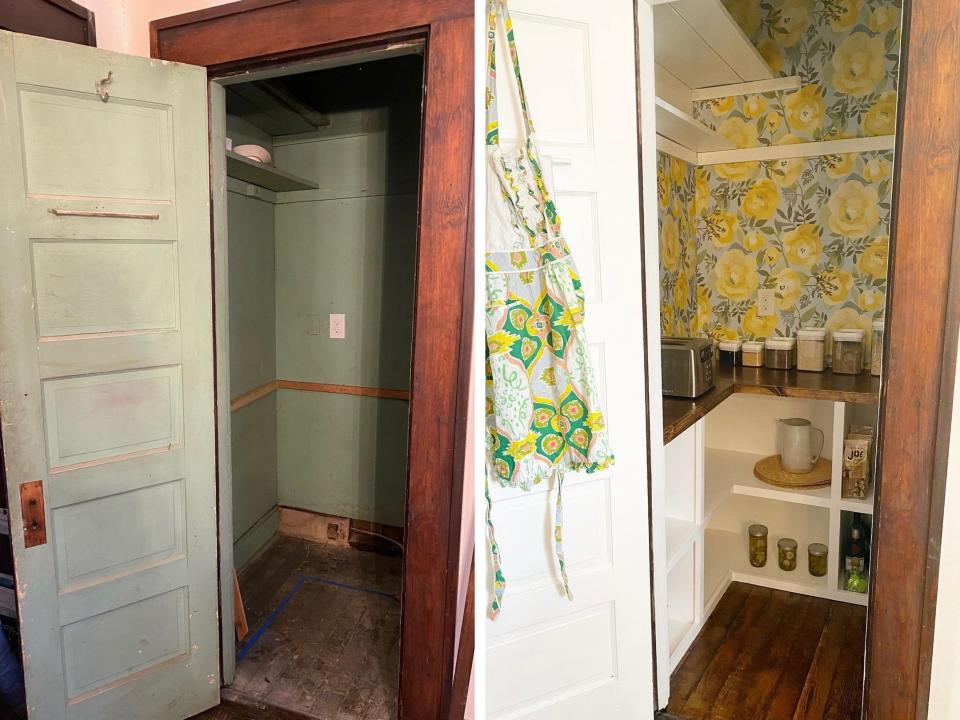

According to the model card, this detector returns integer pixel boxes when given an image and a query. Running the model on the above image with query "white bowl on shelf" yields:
[233,144,272,164]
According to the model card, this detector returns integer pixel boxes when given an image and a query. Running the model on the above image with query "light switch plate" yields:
[757,289,775,317]
[329,313,346,339]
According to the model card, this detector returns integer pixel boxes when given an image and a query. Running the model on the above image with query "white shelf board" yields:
[656,97,734,153]
[668,616,695,655]
[666,517,698,571]
[225,150,319,192]
[653,0,773,90]
[705,448,833,509]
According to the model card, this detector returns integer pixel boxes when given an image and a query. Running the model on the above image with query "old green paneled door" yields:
[0,31,220,719]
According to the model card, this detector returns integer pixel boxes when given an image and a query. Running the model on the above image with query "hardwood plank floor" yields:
[666,583,866,720]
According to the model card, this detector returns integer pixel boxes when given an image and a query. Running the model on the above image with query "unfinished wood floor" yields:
[666,582,866,720]
[217,535,402,720]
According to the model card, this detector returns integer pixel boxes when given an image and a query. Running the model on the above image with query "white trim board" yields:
[691,75,802,101]
[655,134,896,166]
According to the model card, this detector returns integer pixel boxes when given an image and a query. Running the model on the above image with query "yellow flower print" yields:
[711,325,741,342]
[683,235,697,274]
[695,286,712,332]
[540,367,557,386]
[715,161,759,183]
[710,96,735,117]
[661,214,681,272]
[820,269,854,305]
[725,0,761,36]
[742,178,780,220]
[569,428,589,450]
[487,330,518,355]
[775,0,811,48]
[694,168,711,213]
[828,180,880,237]
[541,434,564,456]
[675,272,690,311]
[784,85,825,136]
[743,95,767,119]
[858,287,885,312]
[519,271,535,285]
[562,399,584,421]
[670,157,686,185]
[773,268,806,309]
[585,412,606,432]
[507,431,538,462]
[784,224,823,268]
[829,0,862,32]
[494,458,510,480]
[768,135,804,187]
[862,157,891,182]
[758,39,784,73]
[764,247,781,265]
[826,307,874,357]
[525,313,549,337]
[707,209,739,247]
[743,303,778,338]
[533,407,554,428]
[714,249,759,301]
[864,91,897,136]
[661,302,675,336]
[744,232,764,251]
[657,166,670,208]
[868,6,899,33]
[719,117,759,149]
[825,153,855,180]
[858,236,889,278]
[765,111,783,134]
[830,32,886,97]
[550,414,571,434]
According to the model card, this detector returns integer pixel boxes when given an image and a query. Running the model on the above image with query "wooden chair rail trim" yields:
[230,379,411,411]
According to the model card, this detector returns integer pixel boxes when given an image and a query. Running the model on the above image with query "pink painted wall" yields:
[85,0,232,56]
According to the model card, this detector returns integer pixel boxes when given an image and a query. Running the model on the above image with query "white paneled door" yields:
[0,31,220,719]
[485,2,655,717]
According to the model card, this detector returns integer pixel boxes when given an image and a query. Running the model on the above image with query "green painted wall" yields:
[227,190,278,561]
[272,105,419,527]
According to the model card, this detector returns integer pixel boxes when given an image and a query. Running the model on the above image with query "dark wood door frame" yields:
[151,2,473,719]
[0,0,96,45]
[866,1,960,718]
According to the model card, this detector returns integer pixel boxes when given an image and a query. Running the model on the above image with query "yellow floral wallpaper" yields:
[658,1,900,362]
[695,0,902,144]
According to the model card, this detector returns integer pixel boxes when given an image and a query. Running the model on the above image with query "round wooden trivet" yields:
[753,455,831,488]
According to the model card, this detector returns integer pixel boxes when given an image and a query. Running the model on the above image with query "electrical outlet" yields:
[329,313,345,339]
[757,288,775,317]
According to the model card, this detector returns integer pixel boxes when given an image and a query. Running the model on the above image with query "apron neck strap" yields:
[486,0,534,146]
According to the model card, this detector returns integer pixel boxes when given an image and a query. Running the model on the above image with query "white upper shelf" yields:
[656,97,734,153]
[653,0,774,90]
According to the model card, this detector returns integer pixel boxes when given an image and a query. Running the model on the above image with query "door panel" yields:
[485,1,655,717]
[0,30,219,720]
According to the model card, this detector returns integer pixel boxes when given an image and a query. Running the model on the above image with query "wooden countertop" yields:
[662,366,881,444]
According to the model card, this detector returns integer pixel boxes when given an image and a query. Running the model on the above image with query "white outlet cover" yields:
[757,288,775,317]
[329,313,346,339]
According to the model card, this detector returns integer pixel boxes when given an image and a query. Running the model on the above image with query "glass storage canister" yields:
[764,337,796,370]
[719,339,742,369]
[778,537,798,571]
[808,542,828,577]
[832,329,865,375]
[748,524,768,568]
[741,340,765,367]
[797,327,827,372]
[871,319,884,377]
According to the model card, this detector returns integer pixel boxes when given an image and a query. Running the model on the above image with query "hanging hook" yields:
[95,71,113,102]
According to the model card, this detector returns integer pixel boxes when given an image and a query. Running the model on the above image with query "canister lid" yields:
[832,328,865,341]
[797,327,827,340]
[873,319,885,330]
[808,542,829,557]
[765,337,796,349]
[718,340,742,351]
[742,341,764,352]
[777,537,798,550]
[748,524,768,537]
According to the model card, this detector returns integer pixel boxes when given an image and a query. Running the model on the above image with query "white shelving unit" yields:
[659,392,878,673]
[655,97,734,154]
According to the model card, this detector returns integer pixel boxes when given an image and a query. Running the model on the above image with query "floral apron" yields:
[485,0,613,619]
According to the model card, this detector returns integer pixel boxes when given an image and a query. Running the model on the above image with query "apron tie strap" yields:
[554,468,573,601]
[486,476,506,619]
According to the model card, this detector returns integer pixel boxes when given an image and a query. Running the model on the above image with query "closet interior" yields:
[220,53,423,719]
[649,2,898,717]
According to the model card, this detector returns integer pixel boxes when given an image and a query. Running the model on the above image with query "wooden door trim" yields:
[865,1,960,718]
[152,3,473,719]
[0,0,97,46]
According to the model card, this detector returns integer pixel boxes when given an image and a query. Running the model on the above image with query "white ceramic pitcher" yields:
[778,417,824,474]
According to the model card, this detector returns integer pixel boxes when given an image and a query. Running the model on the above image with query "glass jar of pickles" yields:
[748,524,768,567]
[808,543,828,577]
[778,537,798,571]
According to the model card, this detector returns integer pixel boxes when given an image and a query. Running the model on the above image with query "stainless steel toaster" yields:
[661,337,715,398]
